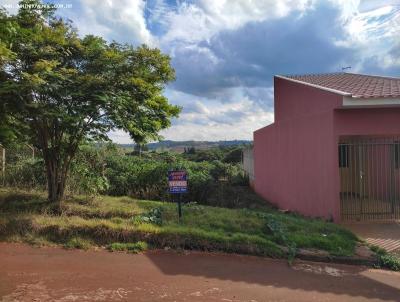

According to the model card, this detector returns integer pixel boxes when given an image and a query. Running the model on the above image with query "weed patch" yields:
[64,237,93,250]
[379,254,400,271]
[370,244,400,271]
[107,242,148,253]
[138,207,163,225]
[264,214,297,263]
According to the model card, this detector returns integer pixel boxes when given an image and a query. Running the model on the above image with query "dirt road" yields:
[1,243,400,302]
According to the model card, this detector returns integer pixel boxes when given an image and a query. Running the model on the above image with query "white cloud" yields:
[107,129,134,144]
[159,0,315,45]
[107,93,274,142]
[159,87,274,141]
[160,100,273,141]
[1,0,21,15]
[333,0,400,71]
[63,0,155,46]
[2,0,155,45]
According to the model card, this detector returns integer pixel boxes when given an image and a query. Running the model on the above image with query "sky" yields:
[3,0,400,143]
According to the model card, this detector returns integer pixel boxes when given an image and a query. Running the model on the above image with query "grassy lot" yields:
[0,188,359,259]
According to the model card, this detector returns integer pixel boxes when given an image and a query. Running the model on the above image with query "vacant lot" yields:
[0,188,359,260]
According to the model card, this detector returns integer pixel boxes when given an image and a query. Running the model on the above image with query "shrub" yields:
[3,158,46,189]
[379,254,400,271]
[371,244,400,271]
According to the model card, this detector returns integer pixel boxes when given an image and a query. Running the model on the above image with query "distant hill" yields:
[119,140,252,152]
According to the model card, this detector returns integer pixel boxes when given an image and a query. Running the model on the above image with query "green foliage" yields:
[3,157,45,189]
[66,143,249,205]
[64,237,92,250]
[264,214,297,263]
[138,207,163,225]
[0,0,180,204]
[183,147,224,162]
[0,143,46,189]
[370,244,400,271]
[68,144,113,196]
[182,146,246,164]
[378,254,400,271]
[1,143,257,207]
[223,147,243,163]
[107,242,148,253]
[370,244,387,255]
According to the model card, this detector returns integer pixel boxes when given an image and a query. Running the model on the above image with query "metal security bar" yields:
[339,137,400,221]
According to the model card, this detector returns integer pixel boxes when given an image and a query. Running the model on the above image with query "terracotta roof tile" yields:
[282,73,400,98]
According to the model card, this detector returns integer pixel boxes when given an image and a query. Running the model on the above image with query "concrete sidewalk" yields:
[343,222,400,253]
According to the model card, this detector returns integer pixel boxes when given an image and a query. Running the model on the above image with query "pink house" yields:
[254,73,400,222]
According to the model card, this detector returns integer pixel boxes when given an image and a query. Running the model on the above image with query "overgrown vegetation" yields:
[1,143,256,209]
[107,242,148,253]
[370,245,400,271]
[0,189,359,260]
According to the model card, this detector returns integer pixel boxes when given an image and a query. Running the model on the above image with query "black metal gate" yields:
[339,137,400,221]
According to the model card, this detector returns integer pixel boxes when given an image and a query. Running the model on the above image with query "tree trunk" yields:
[44,155,68,212]
[36,118,79,212]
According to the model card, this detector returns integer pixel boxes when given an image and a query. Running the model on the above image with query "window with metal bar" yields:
[339,144,349,168]
[394,142,400,169]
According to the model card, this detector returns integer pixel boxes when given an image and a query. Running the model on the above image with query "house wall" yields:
[334,108,400,136]
[274,77,342,122]
[255,77,400,222]
[254,77,342,221]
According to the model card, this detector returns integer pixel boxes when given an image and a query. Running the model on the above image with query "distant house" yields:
[254,73,400,222]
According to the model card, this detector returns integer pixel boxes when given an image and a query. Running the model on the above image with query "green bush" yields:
[3,158,46,189]
[371,245,400,271]
[379,254,400,271]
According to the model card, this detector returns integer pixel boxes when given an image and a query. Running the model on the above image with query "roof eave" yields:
[342,96,400,108]
[275,75,352,97]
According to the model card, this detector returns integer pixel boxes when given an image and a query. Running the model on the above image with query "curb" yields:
[293,246,378,267]
[295,251,378,267]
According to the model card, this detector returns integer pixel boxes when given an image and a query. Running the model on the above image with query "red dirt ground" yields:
[1,243,400,302]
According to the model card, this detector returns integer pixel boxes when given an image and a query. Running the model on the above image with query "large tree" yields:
[0,1,180,207]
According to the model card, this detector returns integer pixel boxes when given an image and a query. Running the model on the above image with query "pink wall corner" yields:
[254,78,344,222]
[274,77,342,123]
